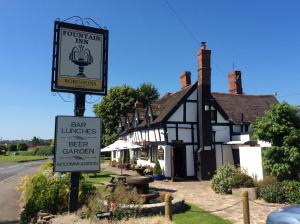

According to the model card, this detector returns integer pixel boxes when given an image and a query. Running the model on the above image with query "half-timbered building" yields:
[116,42,277,180]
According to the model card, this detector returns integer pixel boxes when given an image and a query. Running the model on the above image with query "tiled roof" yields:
[138,83,197,127]
[212,92,278,124]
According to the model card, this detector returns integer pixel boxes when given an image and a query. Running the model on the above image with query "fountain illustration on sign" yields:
[69,45,93,78]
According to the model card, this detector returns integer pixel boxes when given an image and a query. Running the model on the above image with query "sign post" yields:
[70,93,85,212]
[52,18,108,212]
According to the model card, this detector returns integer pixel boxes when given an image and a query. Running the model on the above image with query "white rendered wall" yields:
[178,126,192,143]
[187,89,197,100]
[213,126,230,142]
[239,146,264,180]
[233,125,241,133]
[215,144,234,168]
[168,105,183,121]
[186,102,197,122]
[186,145,194,176]
[167,127,176,142]
[232,134,250,142]
[217,111,229,123]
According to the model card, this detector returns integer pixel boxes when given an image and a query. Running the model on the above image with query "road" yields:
[0,160,46,224]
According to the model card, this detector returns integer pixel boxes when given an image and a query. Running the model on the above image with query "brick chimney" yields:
[197,42,211,87]
[180,71,191,89]
[228,70,243,94]
[197,41,216,180]
[134,101,143,108]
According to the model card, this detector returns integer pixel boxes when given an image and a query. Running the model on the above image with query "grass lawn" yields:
[173,204,232,224]
[82,170,116,184]
[0,155,48,163]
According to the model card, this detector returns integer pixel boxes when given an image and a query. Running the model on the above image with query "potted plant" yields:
[153,160,164,180]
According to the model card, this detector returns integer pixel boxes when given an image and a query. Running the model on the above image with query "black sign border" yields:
[51,21,108,95]
[53,115,102,172]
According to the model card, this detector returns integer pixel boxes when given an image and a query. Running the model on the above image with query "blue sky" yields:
[1,0,300,140]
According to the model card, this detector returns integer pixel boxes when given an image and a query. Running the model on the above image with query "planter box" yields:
[232,187,257,200]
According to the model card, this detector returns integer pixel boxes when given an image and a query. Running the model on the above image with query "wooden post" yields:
[69,93,85,212]
[242,191,250,224]
[164,193,172,221]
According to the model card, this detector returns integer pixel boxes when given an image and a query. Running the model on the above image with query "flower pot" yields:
[153,175,165,181]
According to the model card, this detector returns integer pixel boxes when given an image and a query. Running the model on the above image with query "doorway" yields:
[173,145,187,179]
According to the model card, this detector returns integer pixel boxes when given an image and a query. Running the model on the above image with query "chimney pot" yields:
[201,42,206,50]
[180,71,191,89]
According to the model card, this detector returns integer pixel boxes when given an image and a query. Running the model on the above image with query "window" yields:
[141,145,149,160]
[113,151,116,159]
[150,145,158,162]
[158,146,164,160]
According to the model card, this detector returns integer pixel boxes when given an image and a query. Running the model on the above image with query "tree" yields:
[31,136,40,147]
[252,103,300,180]
[94,85,137,146]
[17,143,28,151]
[93,83,160,147]
[8,144,17,152]
[136,82,159,106]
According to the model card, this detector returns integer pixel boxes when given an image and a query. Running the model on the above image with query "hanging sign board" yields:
[54,116,101,172]
[51,21,108,95]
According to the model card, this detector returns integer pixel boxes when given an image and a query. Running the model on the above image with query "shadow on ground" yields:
[0,220,19,224]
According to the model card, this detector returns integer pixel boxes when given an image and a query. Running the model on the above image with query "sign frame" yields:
[51,21,108,95]
[54,115,101,172]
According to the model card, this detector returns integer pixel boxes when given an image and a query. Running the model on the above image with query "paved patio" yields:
[103,164,284,224]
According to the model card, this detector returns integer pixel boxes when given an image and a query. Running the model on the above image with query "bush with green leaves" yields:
[17,143,28,151]
[231,172,254,188]
[80,184,143,221]
[259,180,300,204]
[153,160,162,175]
[211,164,238,194]
[252,103,300,180]
[18,163,95,223]
[211,164,254,194]
[8,144,17,152]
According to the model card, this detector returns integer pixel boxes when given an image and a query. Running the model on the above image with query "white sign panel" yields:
[54,116,101,172]
[52,21,108,95]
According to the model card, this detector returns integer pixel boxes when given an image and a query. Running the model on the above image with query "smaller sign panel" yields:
[54,116,101,172]
[51,21,108,95]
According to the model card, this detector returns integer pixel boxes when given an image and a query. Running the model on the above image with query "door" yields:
[173,145,187,179]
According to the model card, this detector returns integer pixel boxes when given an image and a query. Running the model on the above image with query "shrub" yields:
[8,144,17,152]
[231,172,254,188]
[255,176,277,188]
[34,146,54,156]
[80,184,143,221]
[211,164,237,194]
[258,181,286,203]
[17,143,28,151]
[259,180,300,204]
[18,164,95,223]
[153,160,162,175]
[106,184,143,220]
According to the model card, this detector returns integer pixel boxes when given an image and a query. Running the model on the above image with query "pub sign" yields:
[51,21,108,95]
[54,116,101,172]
